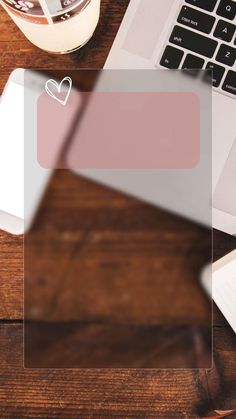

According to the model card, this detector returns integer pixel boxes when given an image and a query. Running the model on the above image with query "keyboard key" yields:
[182,53,205,72]
[216,44,236,66]
[177,6,215,34]
[216,0,236,20]
[160,45,184,68]
[222,70,236,95]
[185,0,217,12]
[169,26,218,58]
[214,20,236,42]
[206,62,225,87]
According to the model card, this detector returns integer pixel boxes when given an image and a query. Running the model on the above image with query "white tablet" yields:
[0,69,81,235]
[0,69,25,234]
[0,69,55,234]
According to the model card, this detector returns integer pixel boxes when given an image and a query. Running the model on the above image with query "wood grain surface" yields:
[0,0,236,417]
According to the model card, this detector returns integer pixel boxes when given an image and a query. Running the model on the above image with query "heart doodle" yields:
[45,76,72,106]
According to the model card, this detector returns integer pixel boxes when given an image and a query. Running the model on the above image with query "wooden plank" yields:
[23,174,211,323]
[23,321,213,368]
[0,323,235,417]
[0,231,23,320]
[0,323,213,418]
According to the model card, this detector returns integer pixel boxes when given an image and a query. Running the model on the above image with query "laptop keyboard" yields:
[159,0,236,97]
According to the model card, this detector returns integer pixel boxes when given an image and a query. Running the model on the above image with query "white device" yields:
[0,69,52,234]
[0,69,80,235]
[74,0,236,235]
[0,71,24,234]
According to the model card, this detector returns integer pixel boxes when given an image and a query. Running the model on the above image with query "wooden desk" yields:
[0,1,236,417]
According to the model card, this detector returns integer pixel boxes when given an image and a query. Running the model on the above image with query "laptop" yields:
[75,0,236,235]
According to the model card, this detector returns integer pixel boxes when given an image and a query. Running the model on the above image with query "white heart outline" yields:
[45,76,72,106]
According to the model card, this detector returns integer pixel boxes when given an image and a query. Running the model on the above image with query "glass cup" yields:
[1,0,101,54]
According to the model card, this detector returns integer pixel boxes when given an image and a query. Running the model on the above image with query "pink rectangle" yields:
[37,92,200,169]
